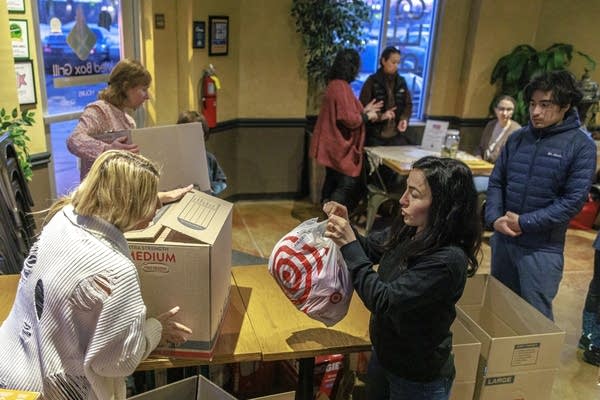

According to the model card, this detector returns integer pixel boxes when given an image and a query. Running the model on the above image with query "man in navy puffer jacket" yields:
[485,70,597,320]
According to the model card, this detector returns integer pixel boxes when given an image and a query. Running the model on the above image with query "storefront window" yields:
[38,0,123,195]
[39,0,122,114]
[352,0,438,120]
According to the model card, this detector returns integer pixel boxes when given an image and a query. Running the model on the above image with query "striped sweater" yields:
[0,205,162,399]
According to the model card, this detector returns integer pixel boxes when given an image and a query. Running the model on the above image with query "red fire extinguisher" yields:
[201,64,218,128]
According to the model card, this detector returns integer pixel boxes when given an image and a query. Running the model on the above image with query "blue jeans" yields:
[473,176,489,193]
[490,233,563,320]
[366,351,454,400]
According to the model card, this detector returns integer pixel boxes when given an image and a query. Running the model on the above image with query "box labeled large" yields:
[126,190,232,359]
[477,368,557,400]
[457,274,564,399]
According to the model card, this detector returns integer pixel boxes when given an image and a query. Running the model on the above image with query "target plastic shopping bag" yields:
[268,218,353,326]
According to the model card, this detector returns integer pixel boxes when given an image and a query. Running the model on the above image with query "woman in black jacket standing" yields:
[324,156,481,399]
[359,46,413,147]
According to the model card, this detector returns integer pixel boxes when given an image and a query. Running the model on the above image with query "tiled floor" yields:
[231,199,600,399]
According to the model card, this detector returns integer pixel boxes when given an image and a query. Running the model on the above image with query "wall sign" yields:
[15,60,36,105]
[7,0,25,13]
[193,21,205,49]
[209,16,228,56]
[9,19,29,59]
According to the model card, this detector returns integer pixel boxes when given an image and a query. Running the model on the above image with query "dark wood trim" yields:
[30,152,51,168]
[224,191,304,202]
[211,118,308,133]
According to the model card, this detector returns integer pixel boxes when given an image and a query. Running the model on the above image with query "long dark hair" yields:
[386,156,481,276]
[328,49,360,83]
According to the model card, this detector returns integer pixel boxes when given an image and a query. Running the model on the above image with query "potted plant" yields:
[1,107,35,181]
[291,0,370,114]
[490,43,596,125]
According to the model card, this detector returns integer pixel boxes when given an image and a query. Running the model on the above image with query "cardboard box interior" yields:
[451,319,481,384]
[457,274,564,374]
[129,375,236,400]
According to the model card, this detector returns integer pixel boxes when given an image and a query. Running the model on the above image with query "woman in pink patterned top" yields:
[67,59,148,180]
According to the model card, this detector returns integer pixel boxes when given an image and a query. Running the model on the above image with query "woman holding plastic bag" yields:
[324,156,481,400]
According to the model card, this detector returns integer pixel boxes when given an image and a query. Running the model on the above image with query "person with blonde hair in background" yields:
[0,150,192,399]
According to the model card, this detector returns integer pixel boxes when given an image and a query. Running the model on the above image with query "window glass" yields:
[352,0,438,120]
[38,0,122,115]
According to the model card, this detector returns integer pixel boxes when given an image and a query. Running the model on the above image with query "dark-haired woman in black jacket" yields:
[324,156,481,400]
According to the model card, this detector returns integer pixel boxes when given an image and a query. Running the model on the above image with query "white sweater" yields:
[0,205,162,399]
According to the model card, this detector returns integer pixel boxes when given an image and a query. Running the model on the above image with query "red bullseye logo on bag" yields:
[329,292,342,304]
[268,219,354,326]
[271,235,329,308]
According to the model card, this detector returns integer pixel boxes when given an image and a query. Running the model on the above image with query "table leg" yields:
[295,357,315,400]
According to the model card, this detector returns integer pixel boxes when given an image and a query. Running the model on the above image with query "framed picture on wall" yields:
[6,0,25,13]
[9,19,29,59]
[209,16,228,56]
[193,21,206,49]
[15,60,36,105]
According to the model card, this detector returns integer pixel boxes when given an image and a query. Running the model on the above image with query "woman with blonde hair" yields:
[0,150,191,399]
[67,59,151,180]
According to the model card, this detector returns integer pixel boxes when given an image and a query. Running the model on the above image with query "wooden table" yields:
[2,267,373,400]
[232,265,371,400]
[0,274,262,372]
[365,145,494,176]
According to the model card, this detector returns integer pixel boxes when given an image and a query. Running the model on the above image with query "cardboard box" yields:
[476,368,557,400]
[126,190,232,359]
[457,274,565,374]
[451,319,481,384]
[457,274,565,400]
[131,122,211,192]
[251,392,295,400]
[449,381,475,400]
[129,375,236,400]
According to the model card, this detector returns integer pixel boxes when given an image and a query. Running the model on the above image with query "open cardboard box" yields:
[129,375,236,400]
[126,189,232,359]
[129,376,294,400]
[457,274,564,400]
[450,319,480,400]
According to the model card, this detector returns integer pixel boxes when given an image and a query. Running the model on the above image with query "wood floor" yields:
[230,199,600,400]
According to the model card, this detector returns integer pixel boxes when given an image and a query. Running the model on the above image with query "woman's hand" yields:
[325,214,356,247]
[380,107,397,121]
[323,201,348,219]
[158,184,194,205]
[397,119,408,132]
[109,136,139,153]
[156,306,192,347]
[323,201,355,246]
[363,99,383,114]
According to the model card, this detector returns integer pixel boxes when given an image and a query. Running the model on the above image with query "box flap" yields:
[161,190,233,245]
[131,122,210,192]
[124,203,171,241]
[197,375,237,399]
[125,376,198,399]
[451,319,481,383]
